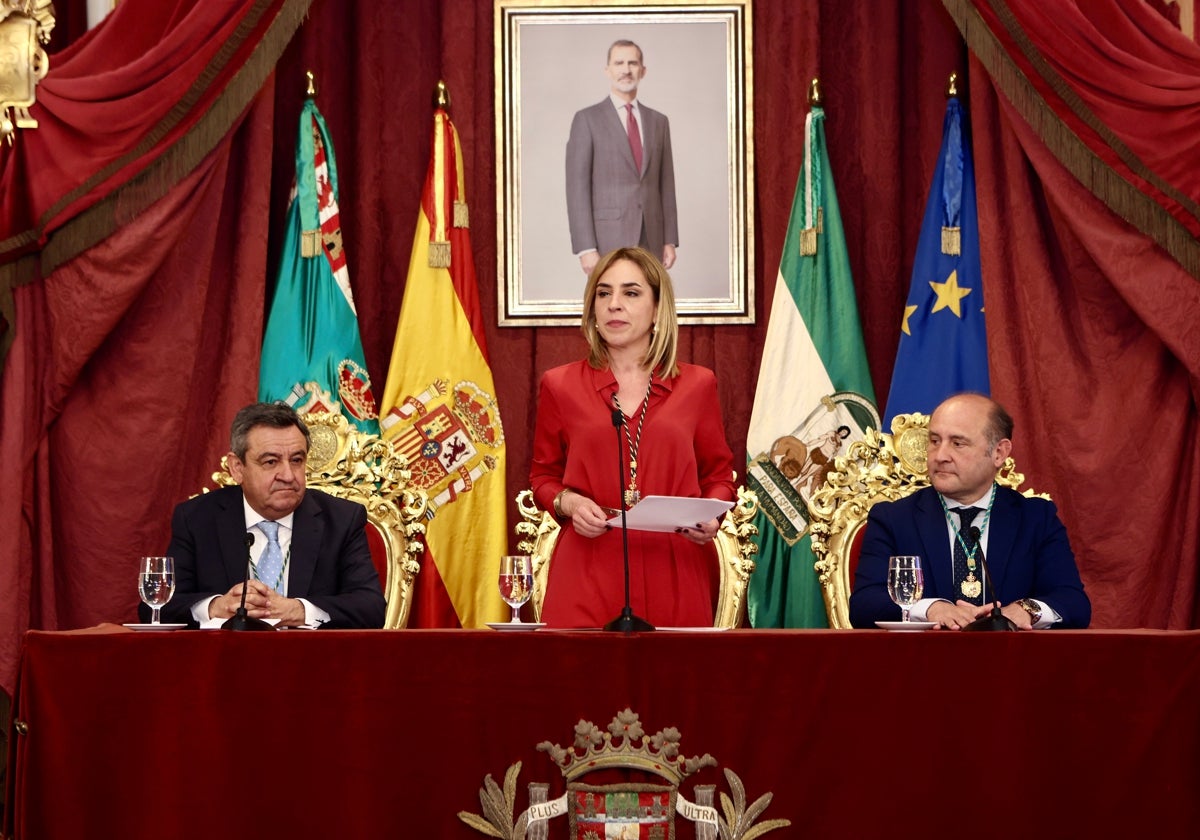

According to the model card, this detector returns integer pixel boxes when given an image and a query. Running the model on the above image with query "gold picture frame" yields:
[495,0,754,325]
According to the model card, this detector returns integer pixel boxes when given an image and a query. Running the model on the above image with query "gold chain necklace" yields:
[612,378,653,507]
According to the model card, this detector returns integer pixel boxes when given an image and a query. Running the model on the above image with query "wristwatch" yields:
[1016,598,1042,625]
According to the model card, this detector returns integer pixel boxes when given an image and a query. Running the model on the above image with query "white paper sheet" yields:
[605,495,735,533]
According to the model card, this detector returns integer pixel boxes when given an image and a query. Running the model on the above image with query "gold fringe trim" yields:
[941,226,961,255]
[453,199,469,229]
[0,0,314,268]
[942,0,1200,279]
[428,240,450,268]
[300,230,321,257]
[0,0,315,370]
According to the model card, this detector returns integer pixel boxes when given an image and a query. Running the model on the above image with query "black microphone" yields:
[222,531,276,631]
[961,525,1017,632]
[604,396,653,633]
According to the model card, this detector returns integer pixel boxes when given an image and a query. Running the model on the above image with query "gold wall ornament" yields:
[457,708,791,840]
[0,0,56,145]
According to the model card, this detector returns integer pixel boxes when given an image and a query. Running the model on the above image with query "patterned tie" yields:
[625,103,643,172]
[257,520,284,591]
[952,507,984,606]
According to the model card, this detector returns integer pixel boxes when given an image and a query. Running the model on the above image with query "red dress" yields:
[531,361,735,627]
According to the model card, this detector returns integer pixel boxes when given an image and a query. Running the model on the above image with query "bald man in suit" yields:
[566,40,678,276]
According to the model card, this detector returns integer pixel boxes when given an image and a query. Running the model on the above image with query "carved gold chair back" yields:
[807,412,1044,629]
[211,412,428,628]
[514,486,760,628]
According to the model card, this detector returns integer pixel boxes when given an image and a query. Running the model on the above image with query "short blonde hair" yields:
[580,247,679,377]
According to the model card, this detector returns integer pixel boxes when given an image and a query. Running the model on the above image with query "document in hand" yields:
[605,495,735,533]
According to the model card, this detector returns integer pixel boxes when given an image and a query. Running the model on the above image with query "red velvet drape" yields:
[1,0,1198,698]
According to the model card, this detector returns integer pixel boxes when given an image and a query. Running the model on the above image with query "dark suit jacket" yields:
[140,485,385,628]
[849,485,1090,628]
[565,98,678,258]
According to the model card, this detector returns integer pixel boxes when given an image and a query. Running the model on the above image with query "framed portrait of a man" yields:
[495,0,754,325]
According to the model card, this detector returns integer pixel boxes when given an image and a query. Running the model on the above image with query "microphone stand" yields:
[961,525,1017,632]
[222,532,277,631]
[603,405,653,633]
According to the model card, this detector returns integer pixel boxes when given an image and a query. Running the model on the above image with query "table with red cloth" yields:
[5,627,1199,839]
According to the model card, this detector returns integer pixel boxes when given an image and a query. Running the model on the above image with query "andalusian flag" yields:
[259,98,379,432]
[379,99,507,628]
[884,94,988,424]
[744,102,879,628]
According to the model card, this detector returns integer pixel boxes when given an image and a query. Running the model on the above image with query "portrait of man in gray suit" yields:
[565,40,679,276]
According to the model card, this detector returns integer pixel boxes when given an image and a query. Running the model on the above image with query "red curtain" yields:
[0,0,1197,697]
[953,0,1200,628]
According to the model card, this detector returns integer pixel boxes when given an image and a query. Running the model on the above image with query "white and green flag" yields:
[745,104,878,628]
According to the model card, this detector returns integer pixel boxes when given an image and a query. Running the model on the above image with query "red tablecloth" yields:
[6,627,1200,838]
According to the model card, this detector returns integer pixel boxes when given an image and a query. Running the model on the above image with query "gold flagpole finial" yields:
[434,80,450,110]
[808,78,822,107]
[306,71,317,99]
[946,71,959,98]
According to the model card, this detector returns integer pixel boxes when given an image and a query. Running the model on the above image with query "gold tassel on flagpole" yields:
[300,230,321,257]
[799,207,823,256]
[299,70,321,258]
[453,200,469,229]
[941,226,961,255]
[429,241,450,268]
[941,73,962,256]
[799,81,823,256]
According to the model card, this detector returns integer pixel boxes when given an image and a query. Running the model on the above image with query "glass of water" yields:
[139,556,176,625]
[886,555,924,622]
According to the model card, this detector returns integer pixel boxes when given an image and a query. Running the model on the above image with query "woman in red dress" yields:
[530,247,735,627]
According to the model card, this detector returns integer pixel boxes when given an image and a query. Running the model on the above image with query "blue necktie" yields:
[257,520,284,591]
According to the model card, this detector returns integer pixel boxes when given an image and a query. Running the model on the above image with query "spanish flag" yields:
[379,94,507,627]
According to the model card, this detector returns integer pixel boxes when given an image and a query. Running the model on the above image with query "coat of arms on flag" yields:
[383,378,503,518]
[747,392,878,546]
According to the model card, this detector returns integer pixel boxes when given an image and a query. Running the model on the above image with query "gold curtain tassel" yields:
[453,200,469,229]
[799,228,817,256]
[300,230,321,257]
[428,240,451,268]
[941,226,961,255]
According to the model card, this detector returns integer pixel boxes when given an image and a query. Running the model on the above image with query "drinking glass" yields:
[886,555,924,622]
[498,555,533,624]
[139,556,175,625]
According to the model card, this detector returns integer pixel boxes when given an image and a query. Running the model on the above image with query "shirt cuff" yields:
[191,596,218,624]
[906,598,945,622]
[297,598,330,629]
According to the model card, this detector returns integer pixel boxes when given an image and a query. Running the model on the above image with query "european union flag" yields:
[883,95,988,426]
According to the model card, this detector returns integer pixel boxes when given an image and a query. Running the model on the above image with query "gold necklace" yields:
[612,378,653,507]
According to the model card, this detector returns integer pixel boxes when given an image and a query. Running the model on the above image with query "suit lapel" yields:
[982,486,1018,594]
[288,492,321,597]
[218,488,250,585]
[915,488,954,599]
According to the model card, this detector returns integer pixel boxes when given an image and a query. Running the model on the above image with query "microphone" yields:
[222,531,276,631]
[604,396,653,633]
[961,525,1017,632]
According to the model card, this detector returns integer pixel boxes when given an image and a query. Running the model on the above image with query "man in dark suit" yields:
[140,402,385,628]
[850,393,1090,630]
[566,39,678,276]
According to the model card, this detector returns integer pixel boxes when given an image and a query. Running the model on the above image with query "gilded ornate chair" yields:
[807,412,1044,629]
[513,486,760,628]
[211,412,428,628]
